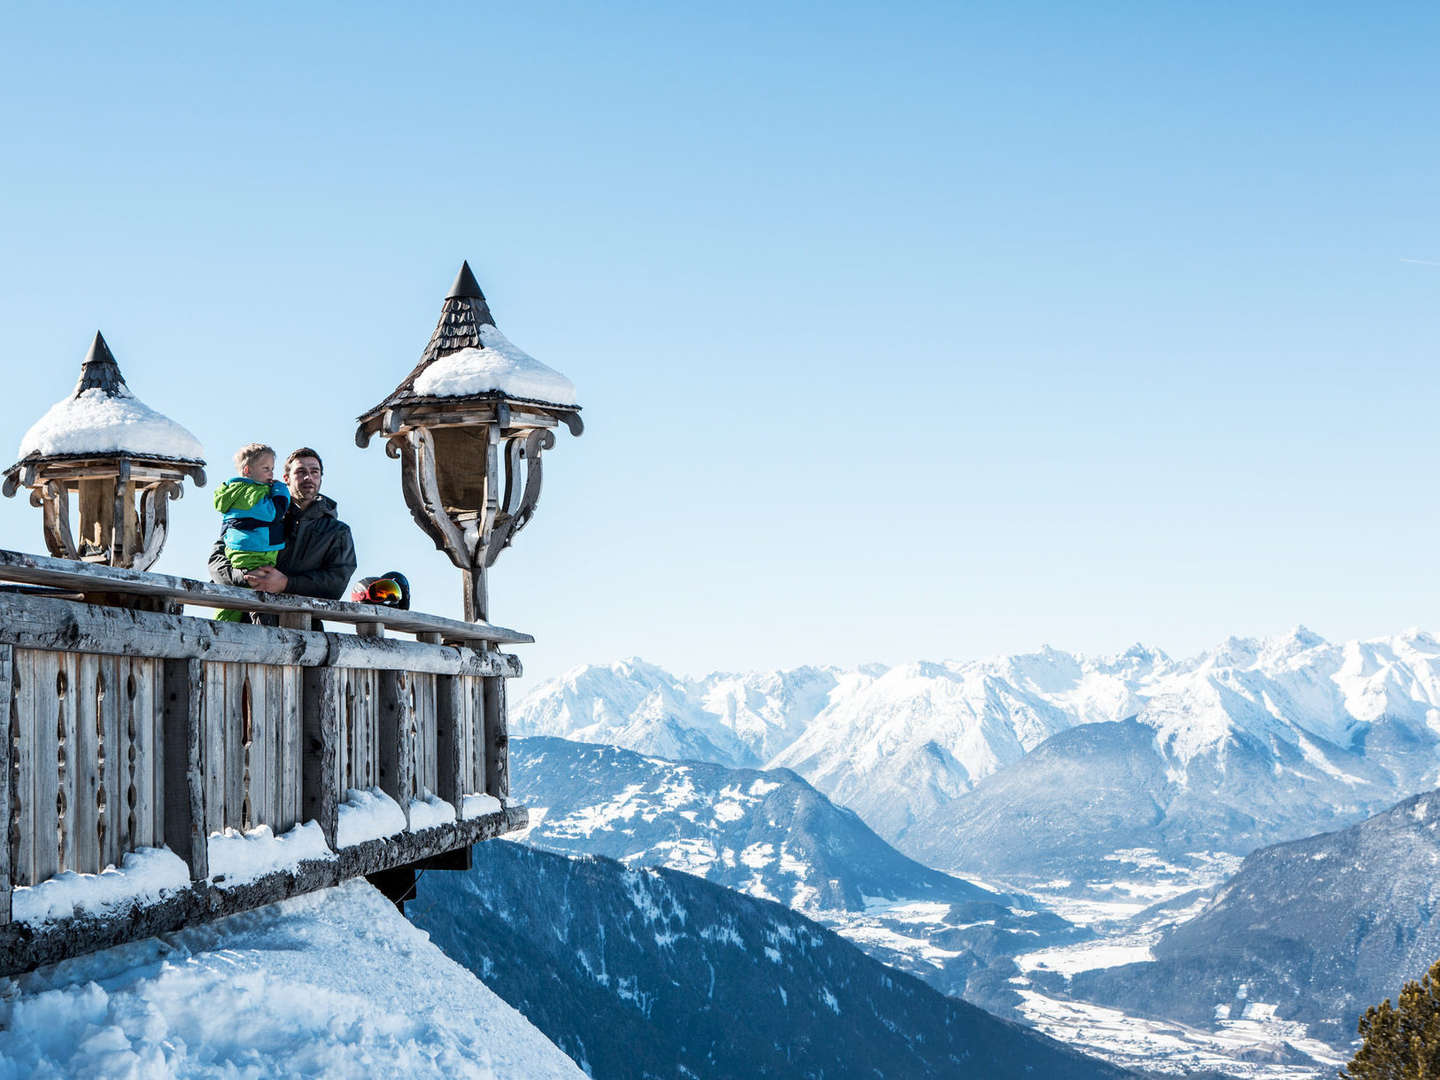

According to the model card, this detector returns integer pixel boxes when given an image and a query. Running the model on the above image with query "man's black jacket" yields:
[209,494,357,600]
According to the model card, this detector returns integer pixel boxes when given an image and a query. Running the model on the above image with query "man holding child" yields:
[208,447,356,603]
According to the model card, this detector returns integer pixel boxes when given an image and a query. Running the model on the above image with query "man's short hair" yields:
[284,447,323,473]
[234,443,275,472]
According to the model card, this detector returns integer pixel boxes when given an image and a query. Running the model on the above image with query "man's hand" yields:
[244,567,289,594]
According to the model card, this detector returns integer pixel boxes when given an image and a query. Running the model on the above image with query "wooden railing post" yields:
[434,676,463,811]
[301,668,339,849]
[482,674,508,801]
[0,644,12,924]
[161,659,207,880]
[377,671,412,828]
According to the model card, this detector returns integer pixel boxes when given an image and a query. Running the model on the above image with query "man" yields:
[209,447,357,603]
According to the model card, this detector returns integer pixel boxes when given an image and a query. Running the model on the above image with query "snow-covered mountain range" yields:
[515,629,1440,877]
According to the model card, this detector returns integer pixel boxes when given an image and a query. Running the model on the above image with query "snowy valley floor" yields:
[950,857,1349,1079]
[0,879,584,1080]
[814,849,1353,1079]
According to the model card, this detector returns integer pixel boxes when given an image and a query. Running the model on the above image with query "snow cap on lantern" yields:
[354,262,583,623]
[2,331,206,569]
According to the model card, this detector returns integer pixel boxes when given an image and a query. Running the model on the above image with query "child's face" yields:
[245,453,275,483]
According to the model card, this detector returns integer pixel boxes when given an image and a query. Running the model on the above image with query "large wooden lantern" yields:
[356,262,582,623]
[1,331,206,571]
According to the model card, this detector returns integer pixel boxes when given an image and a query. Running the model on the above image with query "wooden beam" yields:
[0,548,532,645]
[0,644,11,924]
[482,675,509,800]
[161,659,208,880]
[300,668,338,849]
[376,671,412,829]
[0,593,522,676]
[434,676,463,811]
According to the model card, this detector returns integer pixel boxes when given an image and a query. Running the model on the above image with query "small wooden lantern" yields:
[2,331,207,571]
[356,263,582,622]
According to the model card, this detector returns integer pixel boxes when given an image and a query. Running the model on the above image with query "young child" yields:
[213,443,290,621]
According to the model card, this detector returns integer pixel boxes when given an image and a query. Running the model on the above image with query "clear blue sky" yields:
[1,3,1437,687]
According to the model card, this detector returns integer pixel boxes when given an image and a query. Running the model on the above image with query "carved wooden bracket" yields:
[26,478,183,571]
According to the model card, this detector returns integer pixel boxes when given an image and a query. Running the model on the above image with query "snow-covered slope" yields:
[0,880,585,1080]
[516,629,1440,861]
[410,842,1130,1080]
[510,736,1083,1004]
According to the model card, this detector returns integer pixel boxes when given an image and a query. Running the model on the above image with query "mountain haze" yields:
[516,630,1440,876]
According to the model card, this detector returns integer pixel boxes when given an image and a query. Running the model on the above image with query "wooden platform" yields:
[0,550,528,975]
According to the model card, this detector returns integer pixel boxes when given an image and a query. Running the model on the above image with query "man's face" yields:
[285,456,323,505]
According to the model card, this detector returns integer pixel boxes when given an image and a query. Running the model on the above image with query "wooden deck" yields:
[0,550,528,975]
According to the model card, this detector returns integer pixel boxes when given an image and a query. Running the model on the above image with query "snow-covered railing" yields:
[0,549,528,974]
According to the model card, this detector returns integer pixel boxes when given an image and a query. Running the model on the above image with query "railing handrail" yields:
[0,548,532,646]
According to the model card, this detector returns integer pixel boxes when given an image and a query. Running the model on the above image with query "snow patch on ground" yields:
[0,879,586,1079]
[1014,988,1343,1079]
[12,847,191,925]
[1018,935,1154,975]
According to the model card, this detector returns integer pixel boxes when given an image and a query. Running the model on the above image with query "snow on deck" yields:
[0,879,586,1079]
[17,385,204,461]
[208,821,334,887]
[11,847,191,926]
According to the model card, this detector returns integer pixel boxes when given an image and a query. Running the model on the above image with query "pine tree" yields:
[1343,957,1440,1079]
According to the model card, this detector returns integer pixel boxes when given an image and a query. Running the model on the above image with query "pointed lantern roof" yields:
[356,262,580,446]
[5,331,206,478]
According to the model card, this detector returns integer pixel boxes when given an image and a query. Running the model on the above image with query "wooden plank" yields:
[337,671,353,795]
[482,675,509,801]
[301,667,338,848]
[203,663,226,838]
[0,549,533,645]
[434,676,463,811]
[99,654,122,870]
[247,665,270,831]
[11,651,35,886]
[363,670,380,790]
[0,593,525,675]
[31,652,62,882]
[276,666,297,832]
[130,657,159,850]
[376,671,411,827]
[71,653,101,875]
[225,666,245,831]
[416,674,437,798]
[0,645,12,923]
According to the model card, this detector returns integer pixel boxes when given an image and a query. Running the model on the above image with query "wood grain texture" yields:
[483,675,509,800]
[301,667,338,848]
[0,645,12,922]
[377,671,412,828]
[161,659,208,880]
[0,548,532,645]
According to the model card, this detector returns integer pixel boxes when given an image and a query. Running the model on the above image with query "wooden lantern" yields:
[356,263,582,623]
[2,332,206,571]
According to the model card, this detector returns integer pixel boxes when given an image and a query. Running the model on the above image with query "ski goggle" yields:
[352,578,404,606]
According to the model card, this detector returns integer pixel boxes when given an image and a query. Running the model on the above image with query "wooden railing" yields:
[0,550,529,968]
